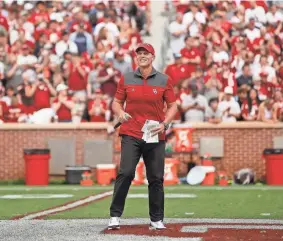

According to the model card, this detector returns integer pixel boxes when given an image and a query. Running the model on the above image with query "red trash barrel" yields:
[24,149,50,186]
[263,149,283,185]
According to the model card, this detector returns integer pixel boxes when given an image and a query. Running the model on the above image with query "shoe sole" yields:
[108,225,120,230]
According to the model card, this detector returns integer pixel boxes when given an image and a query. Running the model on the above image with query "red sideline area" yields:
[103,223,283,241]
[11,191,111,220]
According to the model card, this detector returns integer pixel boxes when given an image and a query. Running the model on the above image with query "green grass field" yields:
[1,185,283,220]
[0,188,99,219]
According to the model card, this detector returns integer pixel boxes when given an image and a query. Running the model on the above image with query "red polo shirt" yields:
[164,63,191,86]
[53,97,72,121]
[180,47,201,77]
[115,68,176,140]
[34,83,51,110]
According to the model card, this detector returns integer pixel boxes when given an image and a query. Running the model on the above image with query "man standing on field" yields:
[108,43,177,230]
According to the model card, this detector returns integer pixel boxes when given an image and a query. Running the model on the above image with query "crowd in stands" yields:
[166,0,283,124]
[0,0,282,125]
[0,0,151,124]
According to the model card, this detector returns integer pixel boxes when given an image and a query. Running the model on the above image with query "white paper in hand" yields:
[141,120,159,143]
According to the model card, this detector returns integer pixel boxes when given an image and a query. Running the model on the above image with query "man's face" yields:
[62,33,69,42]
[59,89,67,96]
[260,57,267,66]
[22,47,29,56]
[243,66,250,76]
[238,91,247,99]
[210,100,218,111]
[192,89,198,98]
[185,38,192,48]
[7,88,14,97]
[136,49,154,68]
[176,14,183,23]
[261,76,268,83]
[117,55,124,62]
[175,57,182,64]
[249,20,255,29]
[271,5,277,14]
[37,3,45,12]
[225,93,232,101]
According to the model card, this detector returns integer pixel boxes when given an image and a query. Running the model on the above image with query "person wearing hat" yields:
[108,43,177,230]
[218,86,241,122]
[52,83,74,122]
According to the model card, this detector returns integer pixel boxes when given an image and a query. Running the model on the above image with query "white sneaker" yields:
[108,217,120,230]
[149,220,166,230]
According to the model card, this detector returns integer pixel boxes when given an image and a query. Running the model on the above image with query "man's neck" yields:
[139,66,153,79]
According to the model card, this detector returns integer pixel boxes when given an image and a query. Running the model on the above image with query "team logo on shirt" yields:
[153,89,157,94]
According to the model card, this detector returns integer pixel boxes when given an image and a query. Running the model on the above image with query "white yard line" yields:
[19,191,113,220]
[2,185,283,191]
[0,194,74,199]
[85,218,283,225]
[128,194,197,198]
[181,225,283,233]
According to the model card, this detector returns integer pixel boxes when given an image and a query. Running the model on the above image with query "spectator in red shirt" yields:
[69,7,92,33]
[88,89,108,122]
[66,53,90,95]
[164,53,190,86]
[98,61,120,98]
[25,74,57,111]
[5,97,27,123]
[52,83,74,122]
[180,35,201,77]
[28,1,50,26]
[258,72,275,100]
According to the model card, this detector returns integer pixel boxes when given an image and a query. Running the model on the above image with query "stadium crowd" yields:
[166,0,283,124]
[0,0,151,123]
[0,0,282,124]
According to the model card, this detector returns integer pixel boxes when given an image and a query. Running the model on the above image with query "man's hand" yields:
[117,110,132,123]
[150,123,165,137]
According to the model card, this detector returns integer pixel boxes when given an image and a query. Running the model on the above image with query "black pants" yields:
[110,135,165,222]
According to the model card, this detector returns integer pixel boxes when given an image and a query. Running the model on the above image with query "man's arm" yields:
[112,98,131,123]
[164,102,178,125]
[25,82,39,97]
[207,117,222,124]
[112,98,125,116]
[52,102,61,112]
[44,78,57,96]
